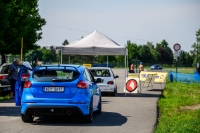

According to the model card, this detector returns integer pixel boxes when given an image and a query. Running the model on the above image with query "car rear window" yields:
[89,69,111,77]
[0,66,9,74]
[33,69,80,82]
[0,65,27,74]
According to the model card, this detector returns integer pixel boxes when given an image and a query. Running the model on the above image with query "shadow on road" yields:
[115,93,162,98]
[0,99,15,103]
[147,89,163,92]
[31,112,127,126]
[0,106,20,117]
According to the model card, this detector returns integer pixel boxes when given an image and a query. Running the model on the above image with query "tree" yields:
[138,45,153,63]
[146,41,154,49]
[126,40,138,62]
[156,40,173,64]
[25,48,43,62]
[0,0,46,64]
[62,39,69,46]
[191,29,200,67]
[50,46,57,62]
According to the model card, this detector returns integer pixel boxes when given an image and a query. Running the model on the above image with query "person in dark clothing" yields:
[8,58,20,99]
[33,57,40,68]
[129,63,135,73]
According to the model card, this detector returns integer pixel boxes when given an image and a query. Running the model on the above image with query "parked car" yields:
[150,64,162,70]
[88,67,119,96]
[0,62,32,93]
[16,64,102,123]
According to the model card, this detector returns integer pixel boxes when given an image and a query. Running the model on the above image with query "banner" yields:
[139,71,168,83]
[143,74,157,87]
[128,73,139,78]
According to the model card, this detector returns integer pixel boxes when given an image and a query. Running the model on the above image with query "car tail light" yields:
[22,74,30,78]
[0,75,6,80]
[76,80,88,89]
[24,80,32,88]
[107,81,114,84]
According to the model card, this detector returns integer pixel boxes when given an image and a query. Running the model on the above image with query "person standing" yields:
[139,62,144,73]
[129,63,134,73]
[8,58,20,99]
[33,57,40,68]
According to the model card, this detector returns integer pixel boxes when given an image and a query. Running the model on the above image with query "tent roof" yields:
[62,30,127,55]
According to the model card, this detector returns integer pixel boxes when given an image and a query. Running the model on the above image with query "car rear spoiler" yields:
[34,65,81,73]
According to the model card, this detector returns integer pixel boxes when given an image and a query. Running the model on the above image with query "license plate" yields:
[98,85,108,87]
[43,87,64,92]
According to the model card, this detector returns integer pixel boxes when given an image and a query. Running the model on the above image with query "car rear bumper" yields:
[23,105,84,116]
[98,85,116,92]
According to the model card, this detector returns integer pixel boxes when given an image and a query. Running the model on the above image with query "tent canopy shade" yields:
[62,30,127,55]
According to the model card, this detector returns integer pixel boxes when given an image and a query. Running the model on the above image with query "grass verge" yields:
[0,95,10,102]
[154,82,200,133]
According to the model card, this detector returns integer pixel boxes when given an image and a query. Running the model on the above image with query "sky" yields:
[37,0,200,52]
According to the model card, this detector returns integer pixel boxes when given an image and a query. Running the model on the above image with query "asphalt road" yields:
[0,69,165,133]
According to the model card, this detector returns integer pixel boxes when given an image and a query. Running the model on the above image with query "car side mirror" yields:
[96,78,103,83]
[114,75,119,78]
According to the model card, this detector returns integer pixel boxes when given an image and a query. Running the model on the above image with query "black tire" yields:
[84,101,93,123]
[96,97,102,114]
[21,114,33,123]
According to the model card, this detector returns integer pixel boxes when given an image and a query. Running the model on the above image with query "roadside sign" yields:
[83,64,92,68]
[174,50,180,58]
[126,79,137,92]
[173,43,181,51]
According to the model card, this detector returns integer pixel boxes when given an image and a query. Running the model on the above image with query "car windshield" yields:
[89,69,111,77]
[33,69,80,82]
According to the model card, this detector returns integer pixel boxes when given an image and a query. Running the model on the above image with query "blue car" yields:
[15,64,102,123]
[150,64,162,70]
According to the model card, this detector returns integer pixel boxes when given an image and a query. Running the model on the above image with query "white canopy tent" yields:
[62,30,127,55]
[61,30,128,77]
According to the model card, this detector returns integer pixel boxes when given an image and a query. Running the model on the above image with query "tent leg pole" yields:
[60,47,62,64]
[69,55,70,64]
[124,55,126,96]
[107,55,108,67]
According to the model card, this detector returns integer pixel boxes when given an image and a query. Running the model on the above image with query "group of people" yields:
[129,62,144,73]
[8,57,40,99]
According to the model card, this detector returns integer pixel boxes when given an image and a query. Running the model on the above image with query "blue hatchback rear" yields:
[15,64,102,123]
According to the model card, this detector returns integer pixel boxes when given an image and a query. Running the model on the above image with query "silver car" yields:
[88,67,119,96]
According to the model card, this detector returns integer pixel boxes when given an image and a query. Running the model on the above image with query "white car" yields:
[88,67,119,96]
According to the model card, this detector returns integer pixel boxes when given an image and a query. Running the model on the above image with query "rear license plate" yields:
[98,85,108,87]
[43,87,64,92]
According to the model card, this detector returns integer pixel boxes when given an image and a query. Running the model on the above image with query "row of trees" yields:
[22,30,200,68]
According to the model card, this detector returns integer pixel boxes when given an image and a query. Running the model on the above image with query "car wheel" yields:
[21,114,33,123]
[96,97,101,114]
[84,101,93,123]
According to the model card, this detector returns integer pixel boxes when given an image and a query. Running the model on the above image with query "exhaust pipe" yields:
[34,109,39,116]
[66,110,72,115]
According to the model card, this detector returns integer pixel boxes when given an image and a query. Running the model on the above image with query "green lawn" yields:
[162,67,195,74]
[113,67,195,74]
[154,82,200,133]
[0,95,10,102]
